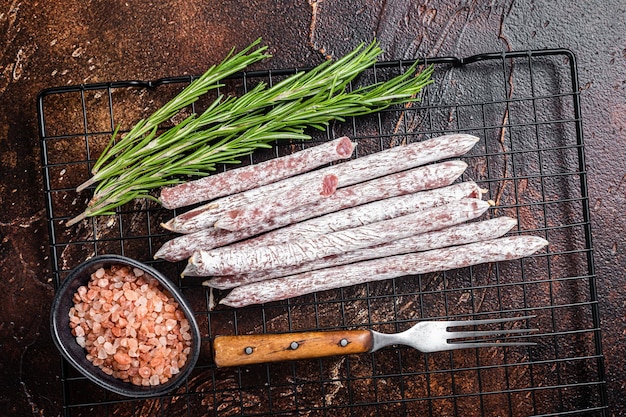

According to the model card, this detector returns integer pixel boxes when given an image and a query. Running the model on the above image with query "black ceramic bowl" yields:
[50,255,201,398]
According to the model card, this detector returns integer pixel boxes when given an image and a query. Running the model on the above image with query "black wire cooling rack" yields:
[38,49,608,417]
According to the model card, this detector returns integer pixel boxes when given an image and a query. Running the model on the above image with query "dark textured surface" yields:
[0,1,624,416]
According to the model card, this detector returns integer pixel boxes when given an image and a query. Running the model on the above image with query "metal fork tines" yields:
[370,315,537,353]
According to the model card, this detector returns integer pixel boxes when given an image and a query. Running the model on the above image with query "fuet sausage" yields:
[181,198,490,277]
[159,136,356,209]
[218,235,549,308]
[203,216,519,289]
[161,134,479,234]
[154,162,469,261]
[213,135,480,232]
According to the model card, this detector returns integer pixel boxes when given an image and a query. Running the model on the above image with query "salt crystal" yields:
[165,319,177,331]
[104,342,116,355]
[180,320,190,332]
[124,289,138,301]
[95,268,105,279]
[127,338,138,352]
[117,363,131,371]
[97,348,108,360]
[136,305,148,319]
[138,367,151,378]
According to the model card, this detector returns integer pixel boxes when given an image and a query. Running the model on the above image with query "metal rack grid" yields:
[38,49,608,416]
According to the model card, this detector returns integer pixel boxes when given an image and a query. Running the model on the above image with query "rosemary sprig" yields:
[77,38,271,191]
[68,40,433,226]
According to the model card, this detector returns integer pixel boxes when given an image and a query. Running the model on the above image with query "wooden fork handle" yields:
[213,330,373,367]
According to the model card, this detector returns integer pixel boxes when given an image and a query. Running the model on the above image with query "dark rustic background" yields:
[0,1,624,416]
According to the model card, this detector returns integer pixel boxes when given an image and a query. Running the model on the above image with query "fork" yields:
[213,315,536,367]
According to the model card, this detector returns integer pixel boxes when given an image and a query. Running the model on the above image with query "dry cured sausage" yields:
[181,198,489,277]
[161,134,478,234]
[159,136,355,209]
[219,236,549,307]
[204,216,518,289]
[154,162,469,261]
